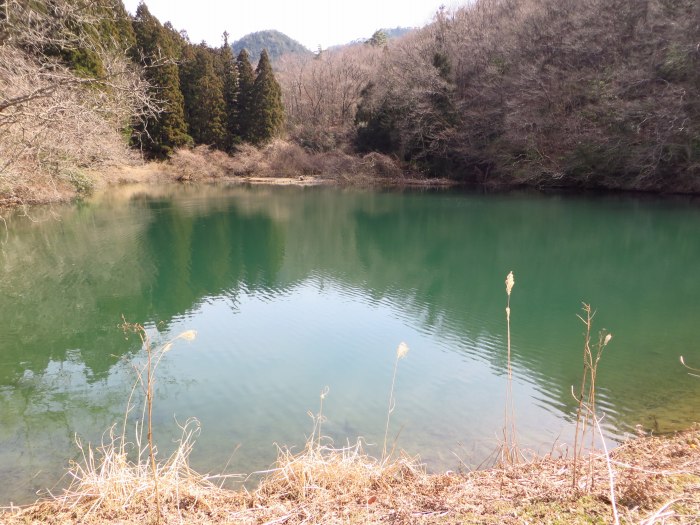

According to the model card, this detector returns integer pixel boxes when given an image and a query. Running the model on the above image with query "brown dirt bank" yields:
[2,428,699,525]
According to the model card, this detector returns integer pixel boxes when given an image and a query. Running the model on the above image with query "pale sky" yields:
[122,0,452,51]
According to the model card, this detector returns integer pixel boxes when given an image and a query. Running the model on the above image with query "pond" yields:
[1,184,699,504]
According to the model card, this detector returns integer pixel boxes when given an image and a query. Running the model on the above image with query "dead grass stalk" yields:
[383,342,409,459]
[501,271,520,465]
[572,303,613,491]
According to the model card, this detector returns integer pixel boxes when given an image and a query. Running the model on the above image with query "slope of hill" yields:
[231,30,312,63]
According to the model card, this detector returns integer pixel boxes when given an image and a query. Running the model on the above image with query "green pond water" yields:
[1,184,699,504]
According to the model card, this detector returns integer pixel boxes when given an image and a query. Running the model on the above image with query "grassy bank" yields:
[2,427,699,524]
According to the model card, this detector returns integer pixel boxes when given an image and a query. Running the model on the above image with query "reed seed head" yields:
[396,342,409,359]
[178,330,197,342]
[505,271,515,296]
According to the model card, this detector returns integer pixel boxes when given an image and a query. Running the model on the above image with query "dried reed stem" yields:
[502,271,519,465]
[315,386,329,451]
[592,411,620,525]
[144,334,161,524]
[572,304,612,491]
[383,342,409,459]
[117,321,197,522]
[572,304,592,489]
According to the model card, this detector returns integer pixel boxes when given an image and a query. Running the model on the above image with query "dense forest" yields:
[130,3,284,156]
[278,0,700,191]
[1,0,699,202]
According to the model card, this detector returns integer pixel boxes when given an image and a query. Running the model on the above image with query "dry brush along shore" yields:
[0,140,453,209]
[2,427,699,525]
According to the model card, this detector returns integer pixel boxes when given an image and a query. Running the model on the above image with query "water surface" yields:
[1,184,699,504]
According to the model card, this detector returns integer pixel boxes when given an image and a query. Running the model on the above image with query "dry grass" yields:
[167,146,237,181]
[1,428,243,524]
[3,424,699,524]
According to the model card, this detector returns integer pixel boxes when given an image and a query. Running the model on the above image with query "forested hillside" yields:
[352,0,700,190]
[0,0,285,204]
[279,0,699,191]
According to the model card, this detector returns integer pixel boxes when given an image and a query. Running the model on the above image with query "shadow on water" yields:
[1,184,699,503]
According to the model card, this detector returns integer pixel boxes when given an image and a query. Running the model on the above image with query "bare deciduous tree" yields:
[0,0,159,205]
[277,45,381,150]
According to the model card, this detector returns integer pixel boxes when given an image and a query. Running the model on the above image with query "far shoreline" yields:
[3,155,700,214]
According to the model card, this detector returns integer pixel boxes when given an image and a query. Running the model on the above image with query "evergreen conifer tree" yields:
[101,0,136,52]
[249,49,284,144]
[42,0,135,77]
[131,3,191,156]
[235,49,255,143]
[218,32,240,151]
[367,29,388,47]
[180,44,227,148]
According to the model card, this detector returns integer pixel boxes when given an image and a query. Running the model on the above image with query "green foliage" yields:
[37,0,135,78]
[217,33,240,151]
[231,30,311,64]
[63,169,95,196]
[657,44,694,82]
[355,84,402,154]
[235,49,255,143]
[131,3,191,157]
[249,50,285,145]
[432,52,451,80]
[124,7,288,153]
[59,47,105,78]
[367,30,388,47]
[95,0,137,53]
[180,44,227,148]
